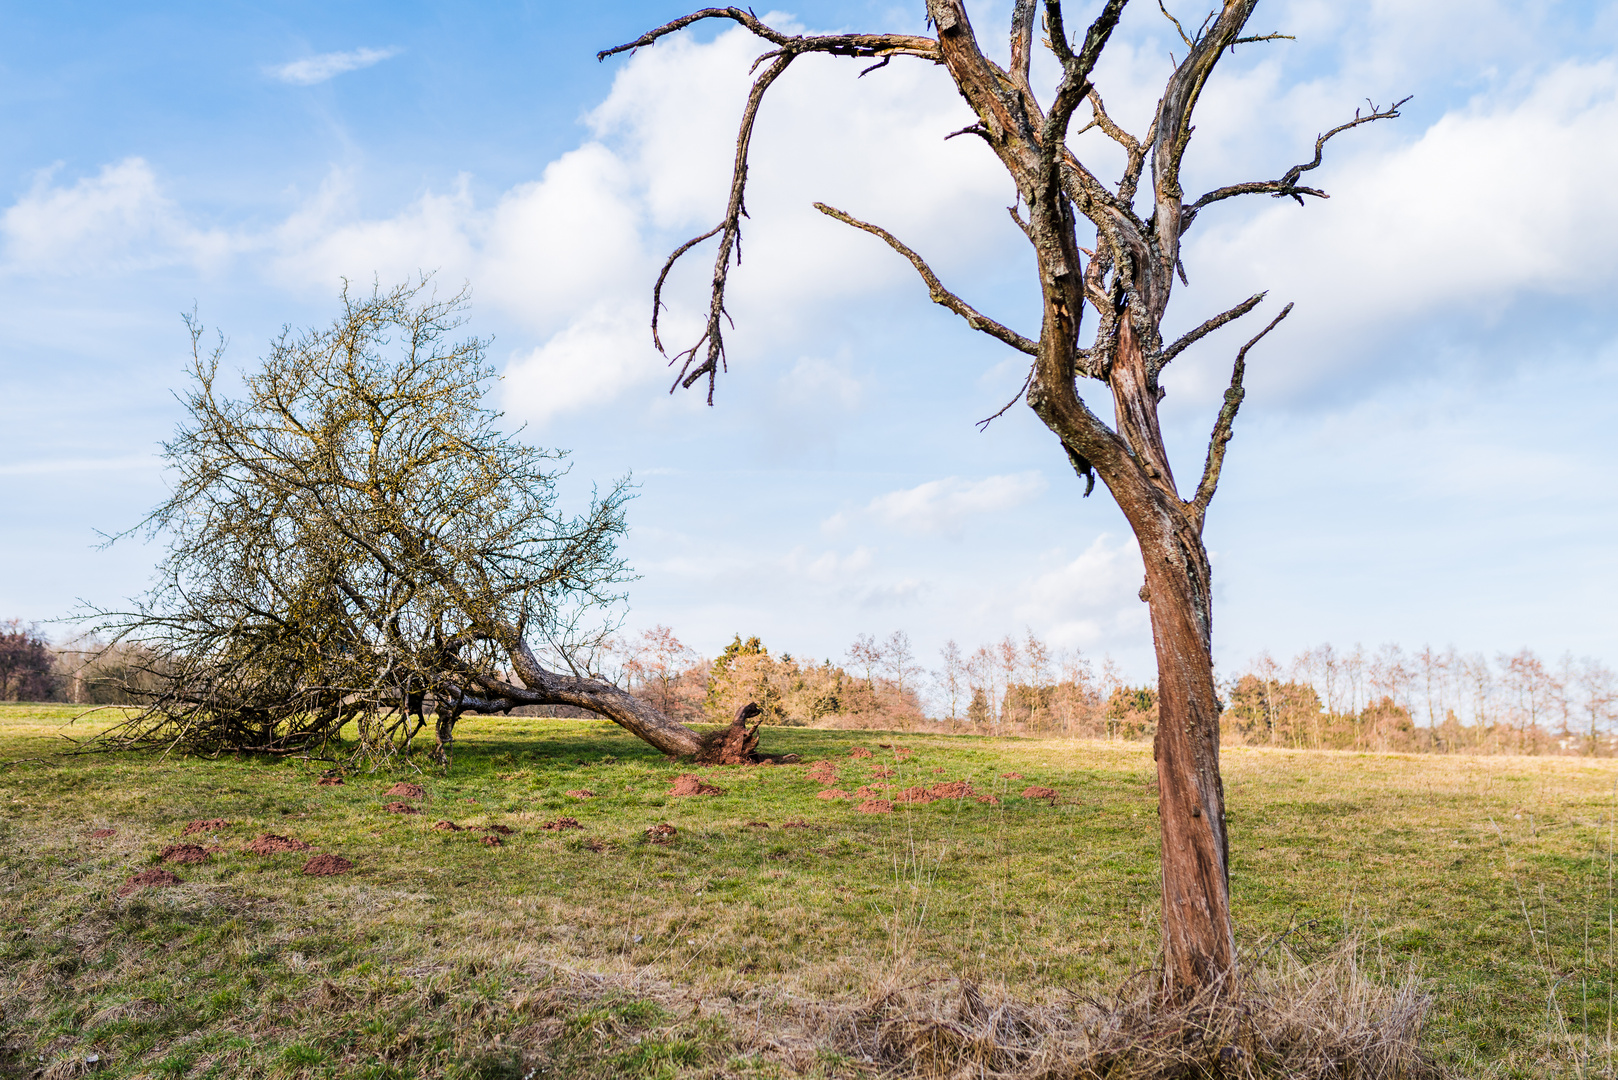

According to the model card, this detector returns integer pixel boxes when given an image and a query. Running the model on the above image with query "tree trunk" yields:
[1139,528,1234,997]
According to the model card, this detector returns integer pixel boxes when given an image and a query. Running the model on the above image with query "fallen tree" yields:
[90,280,767,765]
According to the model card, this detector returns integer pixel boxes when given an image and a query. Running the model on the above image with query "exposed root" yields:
[693,701,802,765]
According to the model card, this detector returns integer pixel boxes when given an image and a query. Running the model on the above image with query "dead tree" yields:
[603,1,1403,996]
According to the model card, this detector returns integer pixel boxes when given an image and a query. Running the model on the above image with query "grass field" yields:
[2,703,1616,1078]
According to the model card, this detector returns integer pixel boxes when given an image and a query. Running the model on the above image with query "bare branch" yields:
[598,8,939,64]
[1184,96,1410,226]
[662,51,795,404]
[1158,0,1195,47]
[1230,31,1294,47]
[1190,301,1292,520]
[1152,291,1265,372]
[650,224,722,355]
[814,202,1038,355]
[976,365,1034,430]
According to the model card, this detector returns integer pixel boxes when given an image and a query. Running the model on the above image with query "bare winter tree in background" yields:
[604,0,1402,995]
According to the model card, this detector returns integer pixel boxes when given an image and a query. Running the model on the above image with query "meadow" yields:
[1,703,1615,1078]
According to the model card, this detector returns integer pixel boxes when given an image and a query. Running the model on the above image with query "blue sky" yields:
[2,0,1616,682]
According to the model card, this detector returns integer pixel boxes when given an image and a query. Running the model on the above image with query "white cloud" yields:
[1184,59,1618,389]
[866,472,1048,536]
[500,305,663,425]
[0,159,231,273]
[1014,535,1149,651]
[269,47,402,86]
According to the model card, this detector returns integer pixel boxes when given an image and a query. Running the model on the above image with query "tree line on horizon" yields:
[5,618,1614,756]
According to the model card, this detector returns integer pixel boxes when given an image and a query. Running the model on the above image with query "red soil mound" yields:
[567,789,596,799]
[645,823,678,843]
[869,765,896,780]
[384,782,426,799]
[744,821,770,828]
[781,819,810,828]
[159,843,210,865]
[542,818,582,831]
[246,834,311,855]
[976,795,1001,805]
[929,780,978,800]
[302,854,353,876]
[480,834,503,848]
[89,828,117,839]
[119,868,180,896]
[668,774,724,796]
[1001,772,1024,779]
[383,802,420,814]
[894,786,938,804]
[1021,785,1059,800]
[806,761,839,785]
[856,799,892,814]
[431,821,463,831]
[815,789,849,800]
[847,746,873,759]
[877,744,913,760]
[317,777,344,786]
[180,819,228,836]
[484,824,515,835]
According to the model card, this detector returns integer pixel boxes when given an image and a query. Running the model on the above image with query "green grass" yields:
[1,702,1616,1077]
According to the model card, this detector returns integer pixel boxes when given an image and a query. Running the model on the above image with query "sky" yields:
[1,0,1615,683]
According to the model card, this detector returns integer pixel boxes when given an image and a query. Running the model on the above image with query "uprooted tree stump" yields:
[692,702,801,765]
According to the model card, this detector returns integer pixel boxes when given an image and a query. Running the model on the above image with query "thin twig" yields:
[1190,301,1292,520]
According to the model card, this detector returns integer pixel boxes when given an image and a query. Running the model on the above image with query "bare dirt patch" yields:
[245,834,311,855]
[876,744,913,760]
[894,786,938,805]
[744,821,770,828]
[431,821,463,831]
[316,777,344,786]
[484,824,515,835]
[806,761,839,785]
[1001,772,1025,779]
[566,789,595,799]
[583,838,611,852]
[384,782,426,799]
[847,746,873,759]
[928,780,978,800]
[159,843,210,865]
[88,828,117,839]
[1021,785,1059,801]
[782,819,810,828]
[856,799,892,814]
[383,801,420,814]
[645,823,678,844]
[816,789,849,800]
[118,868,181,896]
[668,774,724,796]
[542,817,582,831]
[301,854,353,876]
[479,834,503,848]
[180,818,229,836]
[976,795,1000,805]
[868,765,896,780]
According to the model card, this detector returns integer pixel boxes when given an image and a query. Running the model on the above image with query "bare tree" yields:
[93,281,755,766]
[936,638,967,730]
[603,0,1402,994]
[0,620,57,702]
